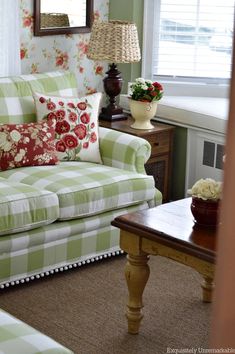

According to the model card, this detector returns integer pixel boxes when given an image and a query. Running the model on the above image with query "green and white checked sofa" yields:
[0,70,162,289]
[0,309,73,354]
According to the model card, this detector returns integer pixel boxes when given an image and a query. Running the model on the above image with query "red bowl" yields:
[191,196,220,227]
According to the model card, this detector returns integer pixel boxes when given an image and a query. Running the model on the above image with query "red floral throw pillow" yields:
[0,121,58,171]
[33,92,102,164]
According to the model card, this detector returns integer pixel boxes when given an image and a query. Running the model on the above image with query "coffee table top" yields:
[112,198,216,263]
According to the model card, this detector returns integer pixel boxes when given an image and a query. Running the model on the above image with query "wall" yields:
[170,127,187,200]
[109,0,144,93]
[19,0,142,96]
[20,0,109,96]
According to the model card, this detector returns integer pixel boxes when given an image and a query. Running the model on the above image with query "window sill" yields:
[120,95,229,134]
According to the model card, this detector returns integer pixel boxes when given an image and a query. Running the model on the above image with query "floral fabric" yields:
[20,0,109,97]
[0,121,58,171]
[33,92,103,164]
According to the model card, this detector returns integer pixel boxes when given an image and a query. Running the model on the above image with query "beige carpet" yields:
[0,255,211,354]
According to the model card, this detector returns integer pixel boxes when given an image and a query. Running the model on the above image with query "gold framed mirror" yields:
[34,0,94,36]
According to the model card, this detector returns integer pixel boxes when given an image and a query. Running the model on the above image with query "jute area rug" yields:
[0,255,211,354]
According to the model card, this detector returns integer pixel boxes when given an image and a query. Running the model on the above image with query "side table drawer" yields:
[147,132,170,156]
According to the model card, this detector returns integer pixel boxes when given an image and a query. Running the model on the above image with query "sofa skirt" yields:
[0,203,148,288]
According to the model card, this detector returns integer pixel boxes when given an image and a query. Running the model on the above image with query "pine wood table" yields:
[112,198,216,334]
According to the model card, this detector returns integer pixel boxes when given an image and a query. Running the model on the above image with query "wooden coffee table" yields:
[112,198,216,334]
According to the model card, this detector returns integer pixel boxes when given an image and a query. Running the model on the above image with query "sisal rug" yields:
[0,255,211,354]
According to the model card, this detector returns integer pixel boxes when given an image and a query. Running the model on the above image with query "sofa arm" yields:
[99,127,151,174]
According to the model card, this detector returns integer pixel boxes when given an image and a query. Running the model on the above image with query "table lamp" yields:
[87,20,141,121]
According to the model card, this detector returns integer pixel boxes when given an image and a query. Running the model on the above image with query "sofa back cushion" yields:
[0,71,78,124]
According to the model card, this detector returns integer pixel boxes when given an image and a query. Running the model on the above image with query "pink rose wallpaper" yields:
[20,0,109,96]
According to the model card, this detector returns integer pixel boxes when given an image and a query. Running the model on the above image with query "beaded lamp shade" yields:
[87,20,141,121]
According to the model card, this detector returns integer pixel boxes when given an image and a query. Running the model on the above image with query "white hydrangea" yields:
[136,77,145,84]
[140,84,148,90]
[188,178,222,201]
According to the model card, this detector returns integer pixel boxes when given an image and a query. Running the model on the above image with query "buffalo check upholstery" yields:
[0,70,163,351]
[0,204,148,286]
[99,127,162,206]
[0,126,161,286]
[0,309,74,354]
[0,71,78,124]
[0,162,155,220]
[0,177,59,236]
[0,70,162,288]
[99,127,151,174]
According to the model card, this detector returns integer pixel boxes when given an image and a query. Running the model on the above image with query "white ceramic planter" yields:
[129,99,158,130]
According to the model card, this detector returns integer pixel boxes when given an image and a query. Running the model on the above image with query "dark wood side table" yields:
[112,198,216,334]
[99,117,175,202]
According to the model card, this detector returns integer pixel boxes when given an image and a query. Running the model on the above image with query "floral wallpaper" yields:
[20,0,109,96]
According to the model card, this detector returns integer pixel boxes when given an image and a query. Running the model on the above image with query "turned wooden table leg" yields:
[201,276,214,302]
[125,253,150,334]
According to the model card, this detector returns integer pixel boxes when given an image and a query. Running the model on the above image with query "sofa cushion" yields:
[0,71,78,124]
[0,121,58,171]
[33,91,102,164]
[0,177,59,236]
[0,309,74,354]
[0,162,155,220]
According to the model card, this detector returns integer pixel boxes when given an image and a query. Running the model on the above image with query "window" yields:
[142,0,234,95]
[0,0,21,77]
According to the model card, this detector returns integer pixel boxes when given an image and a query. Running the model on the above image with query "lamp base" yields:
[99,63,128,122]
[99,106,128,121]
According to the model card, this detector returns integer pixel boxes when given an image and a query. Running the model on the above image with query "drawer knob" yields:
[154,142,159,146]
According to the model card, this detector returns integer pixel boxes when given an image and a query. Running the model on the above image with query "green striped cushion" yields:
[0,309,74,354]
[0,71,78,124]
[0,177,59,236]
[0,162,155,220]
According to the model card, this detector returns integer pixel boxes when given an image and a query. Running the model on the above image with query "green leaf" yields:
[75,145,82,154]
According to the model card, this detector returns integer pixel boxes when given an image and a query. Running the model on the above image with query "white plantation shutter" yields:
[143,0,234,83]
